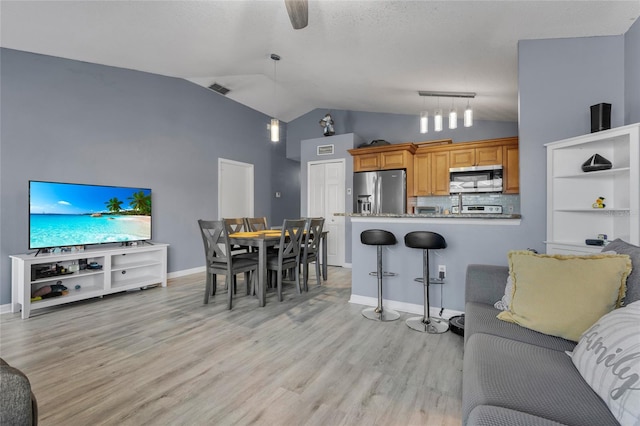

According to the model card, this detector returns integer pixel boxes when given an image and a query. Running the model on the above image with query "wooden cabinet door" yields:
[413,153,431,195]
[431,151,451,195]
[380,150,407,169]
[354,153,380,171]
[503,145,519,193]
[449,148,475,168]
[476,146,502,166]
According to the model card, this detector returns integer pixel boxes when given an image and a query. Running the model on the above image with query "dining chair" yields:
[198,219,258,309]
[301,217,325,292]
[223,217,256,256]
[267,218,306,302]
[244,217,268,232]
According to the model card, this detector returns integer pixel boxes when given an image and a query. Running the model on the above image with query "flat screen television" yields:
[29,180,152,250]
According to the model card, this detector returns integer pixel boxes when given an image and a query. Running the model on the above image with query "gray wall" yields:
[0,48,297,304]
[626,18,640,124]
[286,109,519,161]
[518,35,627,259]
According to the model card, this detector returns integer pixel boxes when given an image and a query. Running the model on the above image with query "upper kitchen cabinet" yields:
[413,136,519,196]
[348,143,416,172]
[449,140,508,168]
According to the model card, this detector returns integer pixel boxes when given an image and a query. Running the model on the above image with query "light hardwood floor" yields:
[0,267,463,425]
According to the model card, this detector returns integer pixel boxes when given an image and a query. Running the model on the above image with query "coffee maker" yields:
[357,195,372,214]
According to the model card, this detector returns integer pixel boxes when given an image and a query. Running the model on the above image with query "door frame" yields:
[218,158,254,219]
[307,158,346,267]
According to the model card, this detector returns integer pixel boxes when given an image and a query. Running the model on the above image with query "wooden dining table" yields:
[229,229,328,306]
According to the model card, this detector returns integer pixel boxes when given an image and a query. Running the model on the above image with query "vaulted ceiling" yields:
[1,1,638,122]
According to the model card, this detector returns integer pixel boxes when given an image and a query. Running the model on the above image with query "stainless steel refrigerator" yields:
[353,169,406,214]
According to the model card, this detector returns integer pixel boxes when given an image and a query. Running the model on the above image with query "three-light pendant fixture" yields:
[418,90,475,134]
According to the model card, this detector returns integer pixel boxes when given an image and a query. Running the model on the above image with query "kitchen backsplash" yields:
[413,194,521,214]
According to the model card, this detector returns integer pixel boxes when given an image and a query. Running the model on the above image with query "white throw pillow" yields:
[494,275,513,311]
[571,300,640,426]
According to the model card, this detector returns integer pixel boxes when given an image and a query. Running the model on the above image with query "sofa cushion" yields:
[466,405,567,426]
[465,302,576,352]
[498,250,631,342]
[463,333,619,426]
[571,300,640,426]
[602,238,640,304]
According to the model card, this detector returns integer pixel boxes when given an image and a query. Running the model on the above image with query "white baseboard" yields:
[348,294,463,319]
[342,263,352,268]
[0,304,13,315]
[167,266,205,279]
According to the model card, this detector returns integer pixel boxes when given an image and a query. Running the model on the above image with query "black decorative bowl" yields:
[582,153,612,172]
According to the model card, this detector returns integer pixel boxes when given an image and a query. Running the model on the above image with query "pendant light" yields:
[464,99,473,127]
[419,111,428,134]
[449,98,457,129]
[434,97,443,132]
[419,95,428,134]
[270,54,280,143]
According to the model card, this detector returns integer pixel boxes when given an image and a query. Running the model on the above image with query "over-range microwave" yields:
[449,165,503,193]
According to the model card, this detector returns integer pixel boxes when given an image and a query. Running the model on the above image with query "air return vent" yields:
[317,144,334,155]
[208,83,230,95]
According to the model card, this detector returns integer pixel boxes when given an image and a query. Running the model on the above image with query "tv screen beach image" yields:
[29,181,151,249]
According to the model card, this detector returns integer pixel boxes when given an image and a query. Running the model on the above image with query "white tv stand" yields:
[10,243,168,319]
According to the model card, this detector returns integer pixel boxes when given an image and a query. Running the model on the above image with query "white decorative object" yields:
[571,301,640,426]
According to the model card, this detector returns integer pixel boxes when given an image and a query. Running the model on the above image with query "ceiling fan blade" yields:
[284,0,308,29]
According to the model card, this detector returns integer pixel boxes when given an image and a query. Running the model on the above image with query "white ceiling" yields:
[1,1,639,123]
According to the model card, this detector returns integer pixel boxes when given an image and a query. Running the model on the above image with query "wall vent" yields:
[317,144,334,155]
[208,83,230,95]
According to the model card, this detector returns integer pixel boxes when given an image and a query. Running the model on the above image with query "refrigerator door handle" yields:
[376,172,382,214]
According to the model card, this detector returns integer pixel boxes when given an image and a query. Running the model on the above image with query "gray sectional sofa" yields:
[462,244,639,426]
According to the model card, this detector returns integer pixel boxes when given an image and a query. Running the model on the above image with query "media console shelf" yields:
[10,243,168,319]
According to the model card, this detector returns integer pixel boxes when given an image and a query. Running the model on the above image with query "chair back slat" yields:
[278,219,306,262]
[223,218,250,253]
[244,217,268,232]
[198,219,231,265]
[303,217,325,256]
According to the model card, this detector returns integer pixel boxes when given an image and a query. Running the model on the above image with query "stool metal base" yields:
[406,316,449,333]
[362,307,400,322]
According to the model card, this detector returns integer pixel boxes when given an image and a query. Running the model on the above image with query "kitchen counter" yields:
[338,212,521,219]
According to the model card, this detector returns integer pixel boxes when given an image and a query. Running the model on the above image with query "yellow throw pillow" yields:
[497,250,632,342]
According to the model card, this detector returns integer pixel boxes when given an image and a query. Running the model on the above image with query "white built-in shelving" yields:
[545,123,639,254]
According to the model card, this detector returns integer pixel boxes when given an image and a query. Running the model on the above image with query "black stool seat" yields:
[404,231,447,250]
[361,229,397,246]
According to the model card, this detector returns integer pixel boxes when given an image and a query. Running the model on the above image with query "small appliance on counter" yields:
[357,195,372,214]
[415,206,440,214]
[451,205,503,214]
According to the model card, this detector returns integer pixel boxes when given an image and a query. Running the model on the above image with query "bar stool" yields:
[360,229,400,321]
[404,231,448,333]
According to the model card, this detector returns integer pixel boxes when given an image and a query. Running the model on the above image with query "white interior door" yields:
[218,158,254,218]
[308,160,345,266]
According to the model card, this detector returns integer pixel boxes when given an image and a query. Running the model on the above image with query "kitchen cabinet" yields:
[349,143,416,172]
[449,145,502,168]
[503,144,519,194]
[545,123,639,254]
[413,137,517,196]
[414,151,450,196]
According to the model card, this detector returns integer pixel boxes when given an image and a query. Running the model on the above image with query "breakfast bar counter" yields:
[347,213,526,318]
